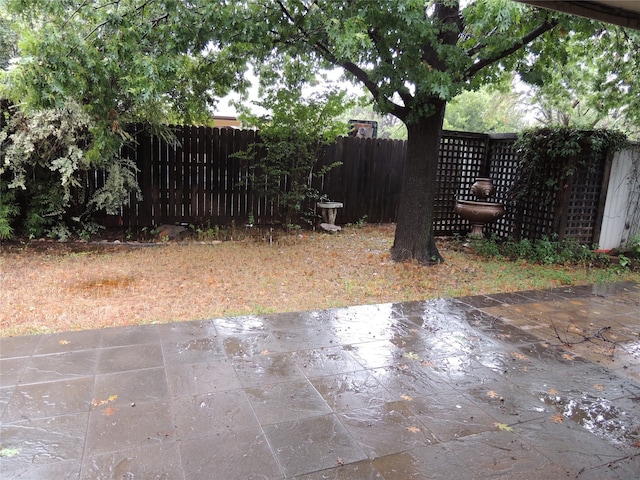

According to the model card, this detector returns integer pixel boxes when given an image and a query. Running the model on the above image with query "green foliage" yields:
[444,85,527,133]
[1,0,246,127]
[627,235,640,258]
[521,26,640,138]
[0,179,19,239]
[237,84,353,227]
[472,234,604,266]
[0,100,140,237]
[508,127,627,207]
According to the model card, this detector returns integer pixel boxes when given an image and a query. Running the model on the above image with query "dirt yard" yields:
[2,224,638,337]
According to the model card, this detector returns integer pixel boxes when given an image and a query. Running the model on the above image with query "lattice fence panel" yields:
[564,156,606,243]
[434,132,488,236]
[486,135,518,239]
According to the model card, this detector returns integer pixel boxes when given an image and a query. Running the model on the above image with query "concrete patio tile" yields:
[80,443,185,480]
[263,414,367,478]
[96,343,163,374]
[338,401,439,458]
[245,379,333,425]
[1,377,94,422]
[172,389,260,440]
[371,444,475,479]
[310,369,395,413]
[166,358,242,396]
[180,429,283,479]
[84,400,174,456]
[0,413,87,477]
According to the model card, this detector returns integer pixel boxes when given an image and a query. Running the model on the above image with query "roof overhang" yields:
[517,1,640,30]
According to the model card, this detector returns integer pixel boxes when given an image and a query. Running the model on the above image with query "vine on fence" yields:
[507,127,627,207]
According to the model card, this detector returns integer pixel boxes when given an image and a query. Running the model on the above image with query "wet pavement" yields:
[1,281,639,479]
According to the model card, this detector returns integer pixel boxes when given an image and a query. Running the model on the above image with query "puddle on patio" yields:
[539,390,640,446]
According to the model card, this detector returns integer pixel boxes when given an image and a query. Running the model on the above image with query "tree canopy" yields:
[2,0,639,261]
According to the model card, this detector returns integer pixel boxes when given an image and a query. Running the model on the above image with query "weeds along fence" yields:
[94,126,623,245]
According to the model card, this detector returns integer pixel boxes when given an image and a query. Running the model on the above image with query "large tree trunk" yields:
[390,104,445,265]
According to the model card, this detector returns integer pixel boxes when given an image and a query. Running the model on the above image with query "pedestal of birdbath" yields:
[317,202,343,231]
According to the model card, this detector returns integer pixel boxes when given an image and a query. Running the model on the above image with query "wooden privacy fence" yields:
[97,126,618,245]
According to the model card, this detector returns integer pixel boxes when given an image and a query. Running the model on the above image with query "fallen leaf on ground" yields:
[551,413,564,423]
[92,394,118,407]
[102,406,117,416]
[494,422,513,432]
[487,390,500,399]
[0,447,20,458]
[511,352,528,361]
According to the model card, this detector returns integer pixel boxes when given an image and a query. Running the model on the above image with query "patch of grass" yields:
[1,225,638,337]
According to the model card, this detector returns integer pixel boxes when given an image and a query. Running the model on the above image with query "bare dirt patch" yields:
[2,224,638,337]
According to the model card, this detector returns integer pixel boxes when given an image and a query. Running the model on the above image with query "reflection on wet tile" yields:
[310,370,394,412]
[81,443,184,480]
[456,294,504,309]
[2,377,94,422]
[292,459,382,480]
[264,414,366,477]
[157,319,218,343]
[97,344,163,374]
[447,430,552,476]
[245,379,332,425]
[167,359,242,396]
[172,390,259,440]
[0,334,41,360]
[347,340,403,369]
[292,346,363,378]
[212,315,268,334]
[339,401,438,458]
[263,310,325,331]
[0,357,27,386]
[162,336,226,365]
[372,363,454,398]
[232,351,304,387]
[20,349,98,384]
[94,367,169,406]
[34,329,101,355]
[100,324,160,347]
[222,331,282,358]
[85,400,174,456]
[506,417,633,476]
[0,386,14,418]
[0,413,87,475]
[181,430,282,479]
[406,392,498,442]
[2,459,81,480]
[272,326,339,352]
[372,444,474,479]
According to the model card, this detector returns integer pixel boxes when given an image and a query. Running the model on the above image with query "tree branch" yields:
[463,18,558,81]
[62,0,90,29]
[273,0,404,118]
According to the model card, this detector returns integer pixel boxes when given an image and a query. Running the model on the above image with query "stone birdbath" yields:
[317,201,343,232]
